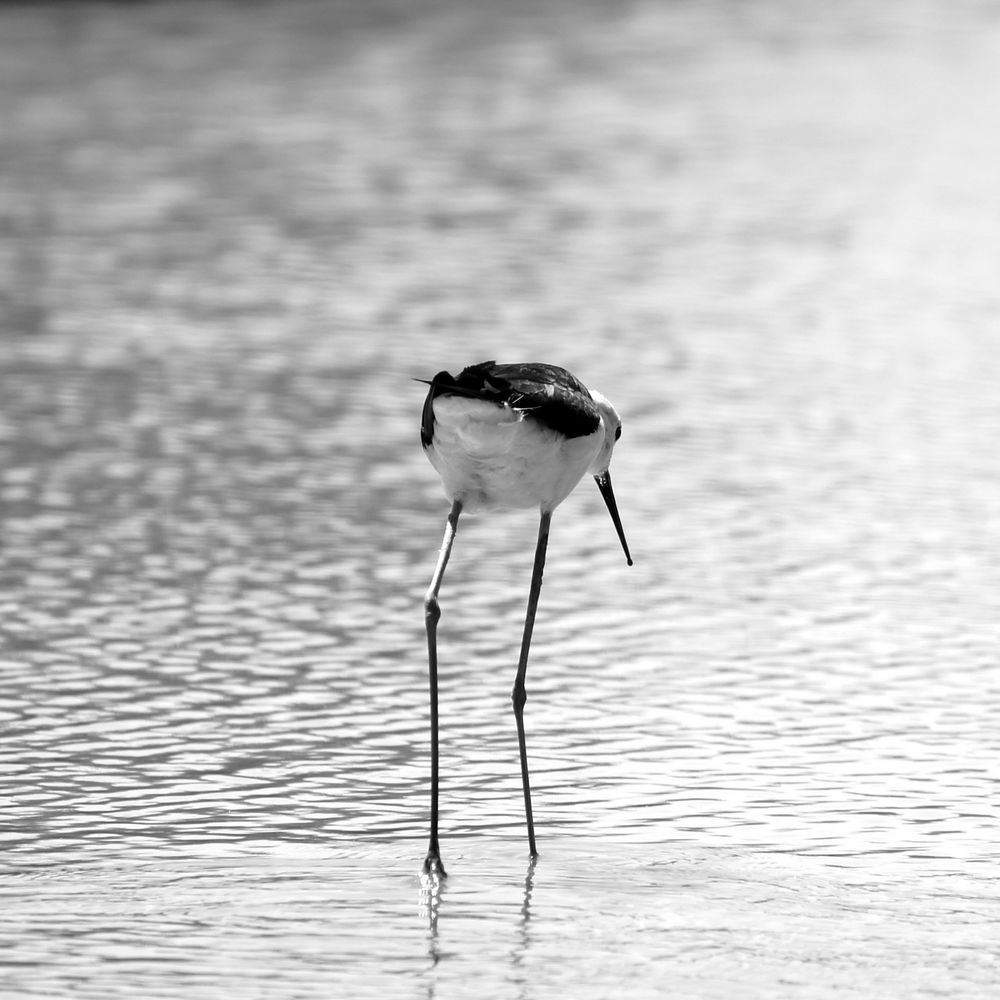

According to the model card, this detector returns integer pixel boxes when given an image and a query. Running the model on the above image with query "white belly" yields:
[425,396,602,513]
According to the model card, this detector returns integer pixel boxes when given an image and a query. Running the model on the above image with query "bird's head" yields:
[587,390,632,567]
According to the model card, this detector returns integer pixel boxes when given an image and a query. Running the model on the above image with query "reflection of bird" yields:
[417,360,633,876]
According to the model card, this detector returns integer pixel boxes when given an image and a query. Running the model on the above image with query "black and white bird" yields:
[417,360,632,877]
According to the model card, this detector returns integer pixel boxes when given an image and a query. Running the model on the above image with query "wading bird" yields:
[418,361,632,876]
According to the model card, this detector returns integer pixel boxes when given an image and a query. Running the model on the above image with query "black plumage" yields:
[420,361,601,448]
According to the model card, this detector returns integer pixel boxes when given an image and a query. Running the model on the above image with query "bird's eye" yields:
[614,426,622,441]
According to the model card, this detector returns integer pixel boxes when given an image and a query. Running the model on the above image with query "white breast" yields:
[425,396,603,514]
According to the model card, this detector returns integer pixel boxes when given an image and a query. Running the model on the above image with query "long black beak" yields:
[594,471,633,566]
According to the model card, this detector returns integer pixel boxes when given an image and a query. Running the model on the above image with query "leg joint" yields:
[424,593,441,625]
[511,682,526,713]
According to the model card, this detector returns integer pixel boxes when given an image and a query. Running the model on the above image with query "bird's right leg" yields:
[423,499,462,878]
[511,509,552,859]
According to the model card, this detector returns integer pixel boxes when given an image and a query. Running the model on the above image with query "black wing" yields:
[420,361,600,447]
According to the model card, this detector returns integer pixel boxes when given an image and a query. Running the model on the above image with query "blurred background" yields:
[2,1,999,998]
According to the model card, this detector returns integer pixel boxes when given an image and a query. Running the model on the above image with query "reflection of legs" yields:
[423,499,462,877]
[511,510,551,859]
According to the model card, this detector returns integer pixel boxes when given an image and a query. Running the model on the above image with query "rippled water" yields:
[3,0,1000,997]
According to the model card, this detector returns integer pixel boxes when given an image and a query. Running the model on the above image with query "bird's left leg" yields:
[423,499,462,878]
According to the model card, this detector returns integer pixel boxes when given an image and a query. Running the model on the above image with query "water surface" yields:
[2,1,999,997]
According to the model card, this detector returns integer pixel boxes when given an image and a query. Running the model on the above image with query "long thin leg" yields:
[423,499,462,877]
[511,509,552,859]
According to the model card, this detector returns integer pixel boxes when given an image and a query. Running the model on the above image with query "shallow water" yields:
[2,0,1000,997]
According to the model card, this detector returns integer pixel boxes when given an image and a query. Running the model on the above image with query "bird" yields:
[417,360,632,877]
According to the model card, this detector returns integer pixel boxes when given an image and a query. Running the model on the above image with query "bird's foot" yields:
[422,851,447,880]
